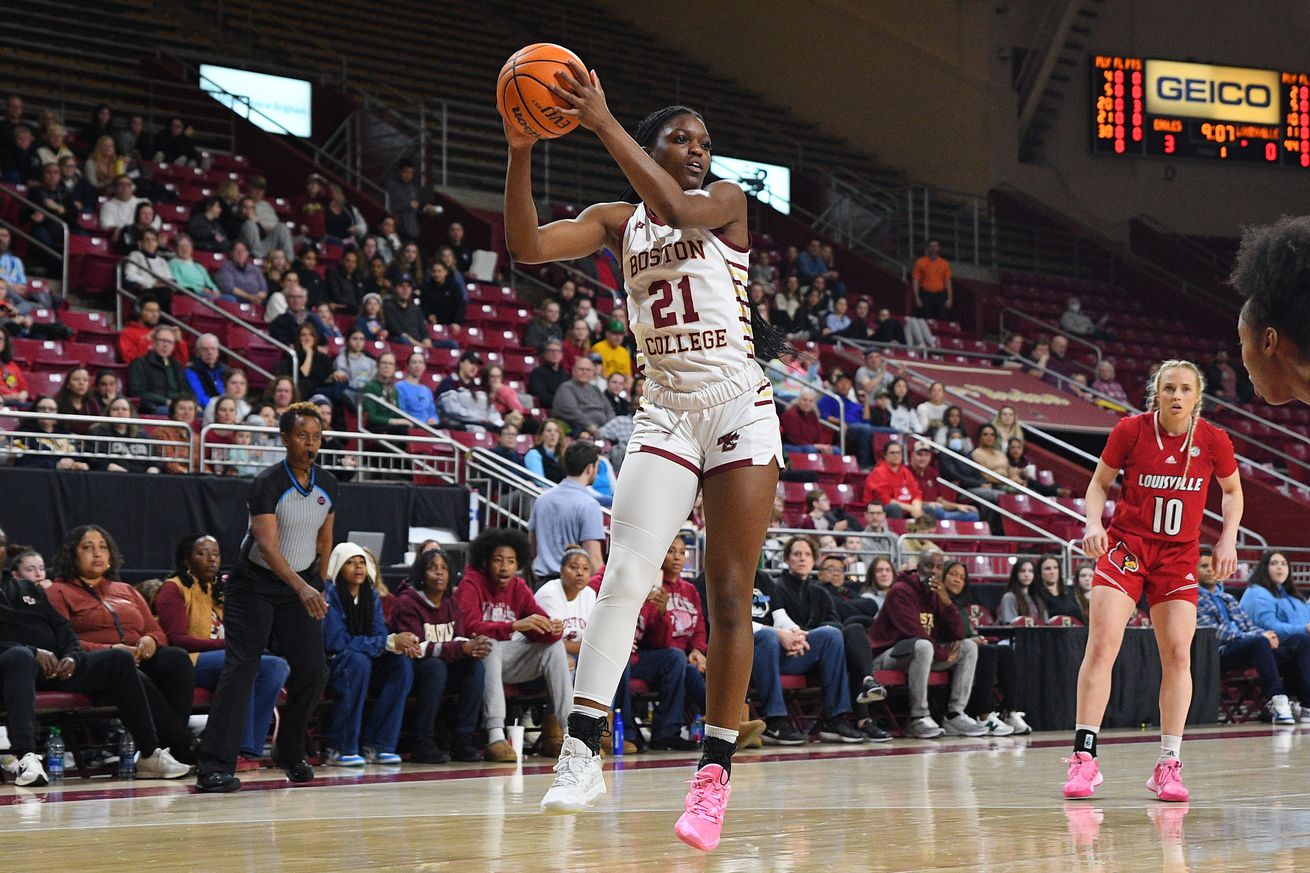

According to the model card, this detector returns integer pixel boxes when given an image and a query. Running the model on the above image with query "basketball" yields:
[497,42,586,141]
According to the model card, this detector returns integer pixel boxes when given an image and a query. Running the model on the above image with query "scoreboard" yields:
[1091,54,1310,167]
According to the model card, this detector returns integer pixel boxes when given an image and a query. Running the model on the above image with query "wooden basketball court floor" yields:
[6,724,1309,872]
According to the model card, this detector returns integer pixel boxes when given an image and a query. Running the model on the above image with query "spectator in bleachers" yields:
[89,395,160,473]
[770,275,802,330]
[1090,360,1130,410]
[9,548,48,588]
[265,375,299,419]
[277,323,340,403]
[1196,551,1303,725]
[795,239,829,286]
[388,242,426,286]
[592,319,633,380]
[123,227,173,304]
[383,161,423,242]
[362,255,391,298]
[454,528,570,762]
[492,422,525,466]
[421,260,465,326]
[35,122,72,167]
[361,351,408,434]
[934,405,970,449]
[561,318,594,372]
[911,239,953,321]
[245,176,281,235]
[0,279,37,338]
[997,558,1043,624]
[970,423,1014,490]
[80,105,116,153]
[1059,296,1113,341]
[322,249,366,315]
[916,381,950,433]
[528,441,606,580]
[214,240,268,306]
[1239,551,1310,646]
[0,228,33,303]
[868,547,984,738]
[815,552,879,624]
[204,395,240,474]
[0,330,31,405]
[887,377,923,434]
[238,196,294,261]
[536,546,599,676]
[350,291,384,340]
[25,162,72,251]
[391,548,489,763]
[156,534,290,767]
[321,542,417,767]
[11,396,86,469]
[437,246,468,291]
[84,135,121,192]
[860,556,897,612]
[268,282,330,347]
[261,249,294,295]
[797,489,853,532]
[153,117,201,167]
[0,95,25,146]
[128,326,187,415]
[551,356,614,435]
[839,297,876,342]
[989,404,1023,446]
[436,350,501,432]
[117,114,152,162]
[2,125,42,184]
[998,332,1026,369]
[1035,556,1081,621]
[854,349,893,394]
[293,174,328,239]
[186,197,231,254]
[394,349,439,427]
[88,370,120,416]
[525,418,567,483]
[47,525,198,764]
[1005,437,1064,498]
[788,285,826,342]
[1203,347,1253,403]
[295,245,326,305]
[157,394,200,474]
[57,157,106,215]
[872,307,908,346]
[375,279,422,348]
[524,299,565,353]
[168,234,220,300]
[528,340,569,408]
[183,334,226,408]
[779,388,835,455]
[942,561,1023,736]
[487,363,527,418]
[1072,565,1094,619]
[907,442,980,521]
[372,215,402,262]
[444,222,473,275]
[822,295,852,340]
[818,370,875,467]
[99,175,151,241]
[202,368,250,425]
[1039,334,1078,388]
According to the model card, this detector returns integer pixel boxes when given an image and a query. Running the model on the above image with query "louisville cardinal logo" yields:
[1107,541,1140,574]
[716,431,740,452]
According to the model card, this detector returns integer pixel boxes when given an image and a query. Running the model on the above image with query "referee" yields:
[196,402,336,792]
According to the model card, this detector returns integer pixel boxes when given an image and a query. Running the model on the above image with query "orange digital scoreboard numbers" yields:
[1091,54,1310,167]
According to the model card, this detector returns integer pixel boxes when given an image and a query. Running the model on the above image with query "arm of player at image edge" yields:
[1081,460,1118,557]
[1211,470,1242,581]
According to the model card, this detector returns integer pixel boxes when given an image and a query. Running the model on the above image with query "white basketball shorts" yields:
[626,383,783,479]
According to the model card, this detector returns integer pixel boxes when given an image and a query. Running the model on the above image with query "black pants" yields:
[916,291,948,321]
[197,565,327,775]
[0,646,159,756]
[411,657,485,741]
[840,622,875,721]
[1221,634,1283,698]
[136,646,197,760]
[966,642,1021,717]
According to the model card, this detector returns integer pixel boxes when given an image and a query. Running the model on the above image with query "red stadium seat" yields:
[821,453,862,485]
[787,452,824,478]
[779,481,815,515]
[60,310,117,341]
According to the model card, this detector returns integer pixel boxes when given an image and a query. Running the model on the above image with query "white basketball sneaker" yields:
[540,736,606,815]
[1004,711,1033,735]
[980,712,1016,736]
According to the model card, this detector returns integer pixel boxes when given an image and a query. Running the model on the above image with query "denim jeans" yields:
[411,656,485,739]
[751,625,851,720]
[1219,633,1283,698]
[326,651,414,754]
[844,423,874,468]
[194,649,290,757]
[630,648,688,740]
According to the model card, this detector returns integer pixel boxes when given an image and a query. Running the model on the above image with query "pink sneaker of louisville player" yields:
[674,764,732,852]
[1062,751,1103,799]
[1147,758,1189,802]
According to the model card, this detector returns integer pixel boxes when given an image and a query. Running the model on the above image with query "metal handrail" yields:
[114,263,291,382]
[198,421,459,481]
[1,409,195,471]
[1205,391,1310,448]
[762,359,845,449]
[0,185,68,295]
[997,307,1102,370]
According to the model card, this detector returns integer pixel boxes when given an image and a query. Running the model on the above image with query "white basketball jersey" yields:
[620,196,763,411]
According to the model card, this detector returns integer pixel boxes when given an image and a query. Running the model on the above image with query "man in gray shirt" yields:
[528,441,605,579]
[550,357,614,434]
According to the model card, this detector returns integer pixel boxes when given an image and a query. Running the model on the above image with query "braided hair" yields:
[173,533,222,606]
[624,105,794,362]
[1144,359,1206,484]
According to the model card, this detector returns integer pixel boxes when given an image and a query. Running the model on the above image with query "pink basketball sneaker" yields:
[674,764,732,852]
[1062,751,1103,799]
[1147,758,1189,802]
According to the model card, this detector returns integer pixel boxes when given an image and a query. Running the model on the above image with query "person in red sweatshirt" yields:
[779,389,835,455]
[453,528,570,763]
[862,440,924,519]
[867,547,983,739]
[391,548,493,764]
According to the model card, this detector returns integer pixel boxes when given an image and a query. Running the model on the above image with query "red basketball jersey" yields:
[1101,412,1237,543]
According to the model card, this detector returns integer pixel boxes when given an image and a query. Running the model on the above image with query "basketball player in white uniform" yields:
[502,62,784,852]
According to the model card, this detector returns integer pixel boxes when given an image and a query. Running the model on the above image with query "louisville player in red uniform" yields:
[1063,360,1243,802]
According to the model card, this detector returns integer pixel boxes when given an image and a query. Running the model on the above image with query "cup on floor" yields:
[507,725,525,760]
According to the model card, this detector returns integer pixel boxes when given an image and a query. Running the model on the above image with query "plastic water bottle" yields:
[117,734,136,781]
[612,709,625,757]
[690,714,705,744]
[45,728,65,783]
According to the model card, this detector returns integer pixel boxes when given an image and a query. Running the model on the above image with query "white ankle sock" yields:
[704,724,739,745]
[488,728,506,744]
[1160,734,1182,760]
[569,703,609,722]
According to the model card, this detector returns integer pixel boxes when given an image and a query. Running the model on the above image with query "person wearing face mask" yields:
[1059,297,1114,341]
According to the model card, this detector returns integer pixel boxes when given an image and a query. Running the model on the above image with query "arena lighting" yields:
[712,154,792,214]
[199,64,313,137]
[1091,54,1310,167]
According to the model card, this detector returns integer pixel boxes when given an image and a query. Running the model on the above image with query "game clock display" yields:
[1091,54,1310,167]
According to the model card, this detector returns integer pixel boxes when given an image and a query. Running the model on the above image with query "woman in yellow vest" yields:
[155,534,290,769]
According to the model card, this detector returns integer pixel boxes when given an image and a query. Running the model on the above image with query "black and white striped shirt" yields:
[240,460,338,574]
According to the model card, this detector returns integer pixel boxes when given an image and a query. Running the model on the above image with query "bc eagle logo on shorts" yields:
[1107,541,1140,574]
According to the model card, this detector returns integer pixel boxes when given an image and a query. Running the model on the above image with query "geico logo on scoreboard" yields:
[1145,60,1280,124]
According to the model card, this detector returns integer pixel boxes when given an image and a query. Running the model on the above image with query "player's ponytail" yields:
[1146,359,1206,483]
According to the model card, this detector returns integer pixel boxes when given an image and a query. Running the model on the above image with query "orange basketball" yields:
[497,43,586,141]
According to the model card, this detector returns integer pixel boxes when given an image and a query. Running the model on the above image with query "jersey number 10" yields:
[650,277,702,328]
[1152,496,1183,537]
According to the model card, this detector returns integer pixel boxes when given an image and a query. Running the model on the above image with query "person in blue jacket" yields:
[322,542,419,766]
[1238,551,1310,709]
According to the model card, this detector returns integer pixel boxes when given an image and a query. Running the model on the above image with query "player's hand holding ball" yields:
[548,62,614,134]
[1083,523,1108,558]
[497,43,591,146]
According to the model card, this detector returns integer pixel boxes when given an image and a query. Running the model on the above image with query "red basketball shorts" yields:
[1092,528,1200,608]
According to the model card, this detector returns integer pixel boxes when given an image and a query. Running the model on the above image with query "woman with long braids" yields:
[156,534,290,769]
[506,64,791,851]
[1064,360,1243,802]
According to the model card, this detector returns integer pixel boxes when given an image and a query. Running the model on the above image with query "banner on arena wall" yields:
[895,359,1121,433]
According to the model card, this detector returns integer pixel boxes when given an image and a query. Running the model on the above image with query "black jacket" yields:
[326,267,366,315]
[527,364,569,409]
[127,350,184,410]
[772,570,841,630]
[0,578,85,666]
